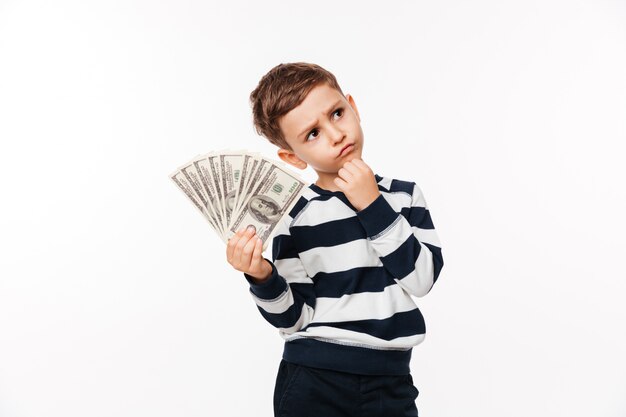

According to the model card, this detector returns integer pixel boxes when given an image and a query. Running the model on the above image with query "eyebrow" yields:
[297,99,343,140]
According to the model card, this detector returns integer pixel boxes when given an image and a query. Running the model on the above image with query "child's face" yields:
[276,83,364,176]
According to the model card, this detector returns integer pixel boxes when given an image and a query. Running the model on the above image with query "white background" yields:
[1,0,625,416]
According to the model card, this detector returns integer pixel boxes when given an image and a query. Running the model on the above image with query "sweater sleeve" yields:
[243,217,316,335]
[355,182,444,297]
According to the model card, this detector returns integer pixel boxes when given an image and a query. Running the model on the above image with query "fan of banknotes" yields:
[170,149,309,251]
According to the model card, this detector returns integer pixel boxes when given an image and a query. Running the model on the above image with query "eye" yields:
[305,129,319,141]
[305,108,344,142]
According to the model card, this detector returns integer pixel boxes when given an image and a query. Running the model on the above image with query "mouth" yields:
[338,143,354,157]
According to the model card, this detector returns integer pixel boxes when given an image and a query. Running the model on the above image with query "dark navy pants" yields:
[273,359,419,417]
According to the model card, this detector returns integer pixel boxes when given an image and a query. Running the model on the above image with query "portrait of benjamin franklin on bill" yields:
[247,195,281,224]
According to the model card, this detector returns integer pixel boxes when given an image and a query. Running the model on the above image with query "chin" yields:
[346,152,361,161]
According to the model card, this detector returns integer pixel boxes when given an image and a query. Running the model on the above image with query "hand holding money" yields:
[170,149,308,252]
[226,225,272,283]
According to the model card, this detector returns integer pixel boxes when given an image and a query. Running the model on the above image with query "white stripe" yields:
[368,217,442,256]
[313,284,418,323]
[282,327,426,349]
[301,187,321,201]
[411,183,428,208]
[368,216,411,257]
[274,257,314,285]
[380,190,410,212]
[294,197,356,226]
[412,226,441,247]
[299,238,382,277]
[378,176,393,191]
[273,214,293,236]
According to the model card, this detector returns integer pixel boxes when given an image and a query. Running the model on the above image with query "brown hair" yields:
[249,62,344,151]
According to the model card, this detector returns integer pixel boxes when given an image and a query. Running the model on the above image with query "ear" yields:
[345,93,360,122]
[277,148,308,170]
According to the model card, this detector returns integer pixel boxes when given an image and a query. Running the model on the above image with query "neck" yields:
[314,175,342,192]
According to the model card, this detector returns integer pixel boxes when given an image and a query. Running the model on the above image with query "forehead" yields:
[279,83,345,138]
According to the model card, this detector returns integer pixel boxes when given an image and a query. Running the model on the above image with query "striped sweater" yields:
[243,174,444,376]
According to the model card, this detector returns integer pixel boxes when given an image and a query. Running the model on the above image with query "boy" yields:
[226,62,444,417]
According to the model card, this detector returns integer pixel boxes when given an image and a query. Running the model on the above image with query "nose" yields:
[327,124,345,144]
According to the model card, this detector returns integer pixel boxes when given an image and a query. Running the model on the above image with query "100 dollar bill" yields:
[227,163,306,250]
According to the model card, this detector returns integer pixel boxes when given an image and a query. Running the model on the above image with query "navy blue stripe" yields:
[380,235,422,279]
[387,179,414,195]
[272,233,300,260]
[356,194,400,238]
[425,242,444,283]
[373,174,393,194]
[291,216,366,253]
[308,193,361,212]
[255,285,315,329]
[288,195,310,218]
[282,336,412,375]
[304,308,426,340]
[400,206,435,229]
[312,266,396,297]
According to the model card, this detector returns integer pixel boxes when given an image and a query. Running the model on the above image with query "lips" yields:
[339,143,354,157]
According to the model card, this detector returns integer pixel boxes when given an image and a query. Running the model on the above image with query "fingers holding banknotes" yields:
[227,225,272,282]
